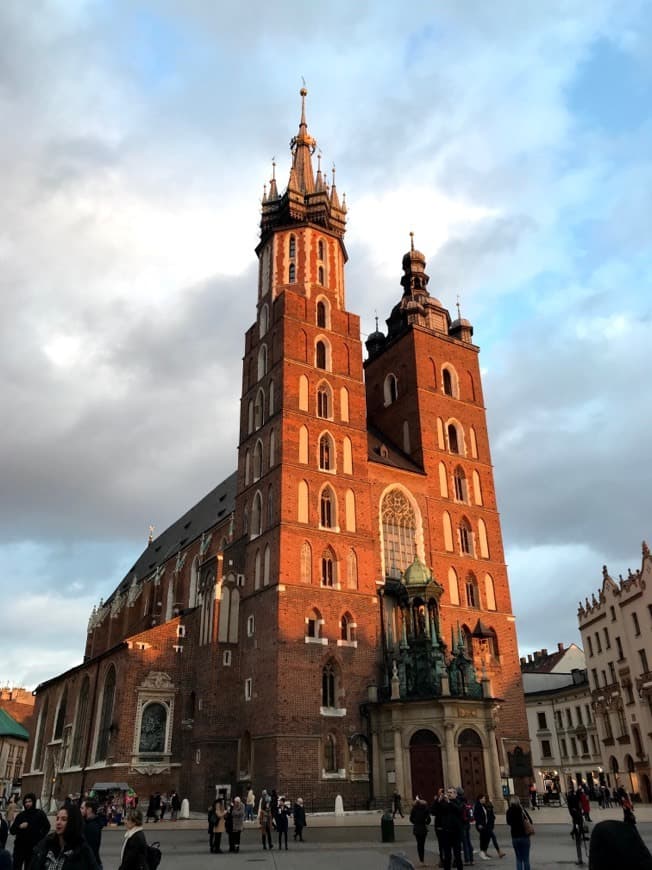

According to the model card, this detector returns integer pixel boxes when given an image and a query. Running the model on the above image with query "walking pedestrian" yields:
[409,798,431,866]
[473,794,491,860]
[208,799,226,853]
[456,788,474,866]
[258,797,273,850]
[293,798,306,842]
[32,805,99,870]
[245,787,256,822]
[436,788,464,870]
[484,797,506,858]
[528,782,537,811]
[169,791,181,822]
[117,810,148,870]
[506,795,532,870]
[81,799,104,869]
[9,793,50,870]
[392,790,404,819]
[275,798,290,850]
[229,797,245,853]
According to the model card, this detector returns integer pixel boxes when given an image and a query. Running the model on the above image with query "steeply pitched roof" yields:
[0,707,29,740]
[367,426,424,474]
[105,472,237,605]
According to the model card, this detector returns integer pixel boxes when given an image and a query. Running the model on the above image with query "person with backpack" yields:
[456,788,474,865]
[31,804,99,870]
[118,810,149,870]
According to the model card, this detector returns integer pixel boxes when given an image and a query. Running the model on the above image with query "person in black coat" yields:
[0,812,8,849]
[81,800,103,869]
[409,798,431,865]
[436,789,464,870]
[31,805,98,870]
[10,793,50,870]
[118,811,149,870]
[293,798,306,842]
[589,819,652,870]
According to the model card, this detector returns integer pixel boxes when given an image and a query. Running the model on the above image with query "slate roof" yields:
[0,707,29,740]
[105,472,237,605]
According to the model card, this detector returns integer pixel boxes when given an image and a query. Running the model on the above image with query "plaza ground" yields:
[78,805,652,869]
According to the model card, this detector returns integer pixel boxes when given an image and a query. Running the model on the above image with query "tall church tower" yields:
[231,90,378,802]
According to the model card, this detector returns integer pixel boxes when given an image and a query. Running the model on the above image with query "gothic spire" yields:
[289,87,316,194]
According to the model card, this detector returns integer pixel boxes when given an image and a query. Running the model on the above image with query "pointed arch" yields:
[380,486,424,579]
[430,357,437,387]
[218,585,231,641]
[321,546,337,587]
[288,262,296,283]
[254,388,265,429]
[317,380,333,419]
[299,425,309,464]
[315,337,331,371]
[459,517,474,556]
[384,373,398,406]
[247,400,254,434]
[472,470,483,505]
[70,676,90,766]
[448,567,460,605]
[442,511,454,552]
[343,436,353,474]
[269,429,276,466]
[251,490,263,537]
[484,574,496,611]
[289,233,296,259]
[54,687,68,740]
[189,556,200,607]
[258,303,269,338]
[257,343,268,380]
[465,572,480,608]
[299,374,309,411]
[319,431,336,471]
[340,611,356,642]
[306,606,323,639]
[467,371,476,401]
[438,462,449,498]
[469,426,478,459]
[437,417,445,449]
[254,549,261,590]
[316,296,330,328]
[95,665,116,762]
[253,439,263,481]
[478,518,489,559]
[300,541,312,584]
[244,448,251,486]
[454,466,468,502]
[340,387,349,422]
[347,549,358,590]
[263,545,271,586]
[268,379,275,416]
[320,485,337,529]
[298,480,309,523]
[442,364,459,398]
[267,485,273,527]
[345,489,356,532]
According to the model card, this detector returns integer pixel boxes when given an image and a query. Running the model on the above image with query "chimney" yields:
[558,642,565,653]
[520,657,526,667]
[527,654,533,663]
[541,648,548,657]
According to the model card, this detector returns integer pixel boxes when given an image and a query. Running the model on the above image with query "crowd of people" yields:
[206,788,307,854]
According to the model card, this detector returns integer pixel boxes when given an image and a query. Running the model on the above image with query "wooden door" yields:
[409,730,443,802]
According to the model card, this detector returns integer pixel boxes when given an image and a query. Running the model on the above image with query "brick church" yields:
[23,91,531,812]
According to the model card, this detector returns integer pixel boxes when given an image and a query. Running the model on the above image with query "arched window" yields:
[243,506,249,535]
[316,340,328,370]
[341,612,356,642]
[454,467,468,502]
[267,486,273,527]
[324,733,338,772]
[289,234,296,258]
[442,365,458,398]
[189,556,200,607]
[345,489,356,532]
[253,440,263,481]
[322,663,337,708]
[288,262,296,283]
[320,486,336,528]
[443,368,453,396]
[484,574,496,611]
[268,380,275,416]
[317,382,332,418]
[299,374,309,411]
[340,387,349,422]
[472,470,483,505]
[70,677,90,766]
[448,423,460,454]
[448,567,460,605]
[54,688,68,740]
[244,449,251,486]
[254,549,261,590]
[259,304,269,338]
[321,548,336,587]
[300,541,312,584]
[95,666,116,762]
[318,239,325,261]
[264,545,271,586]
[459,518,473,555]
[317,299,327,327]
[247,400,254,435]
[318,265,325,285]
[384,373,398,405]
[257,344,268,380]
[298,480,309,523]
[438,462,449,498]
[465,573,479,608]
[138,702,167,755]
[381,488,417,579]
[470,426,478,459]
[251,491,263,537]
[478,518,490,558]
[32,697,49,770]
[468,371,475,401]
[254,389,265,430]
[269,429,276,467]
[299,425,309,464]
[347,549,358,589]
[343,437,353,474]
[306,607,321,639]
[319,432,335,471]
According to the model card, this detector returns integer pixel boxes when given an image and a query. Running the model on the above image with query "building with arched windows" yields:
[22,90,530,812]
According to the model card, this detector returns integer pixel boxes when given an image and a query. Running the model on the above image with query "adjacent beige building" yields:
[577,542,652,801]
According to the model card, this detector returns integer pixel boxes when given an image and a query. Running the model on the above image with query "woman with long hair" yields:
[31,805,98,870]
[506,795,532,870]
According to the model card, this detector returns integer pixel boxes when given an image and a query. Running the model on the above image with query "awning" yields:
[91,782,131,791]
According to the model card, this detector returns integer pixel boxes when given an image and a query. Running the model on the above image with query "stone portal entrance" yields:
[458,728,486,798]
[409,729,443,801]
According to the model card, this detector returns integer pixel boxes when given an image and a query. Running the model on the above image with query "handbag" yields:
[523,812,534,836]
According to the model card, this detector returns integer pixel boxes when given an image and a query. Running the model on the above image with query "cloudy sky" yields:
[2,1,651,688]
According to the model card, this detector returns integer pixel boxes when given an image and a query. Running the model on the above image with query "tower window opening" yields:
[454,467,468,502]
[319,433,334,471]
[289,234,296,258]
[318,265,325,285]
[317,383,332,418]
[318,239,325,261]
[459,519,473,556]
[320,488,335,528]
[316,340,327,370]
[288,263,296,283]
[383,373,398,406]
[381,488,417,579]
[321,553,335,587]
[322,664,336,707]
[447,424,460,454]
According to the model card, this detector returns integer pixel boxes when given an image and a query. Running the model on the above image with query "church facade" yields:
[22,92,530,811]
